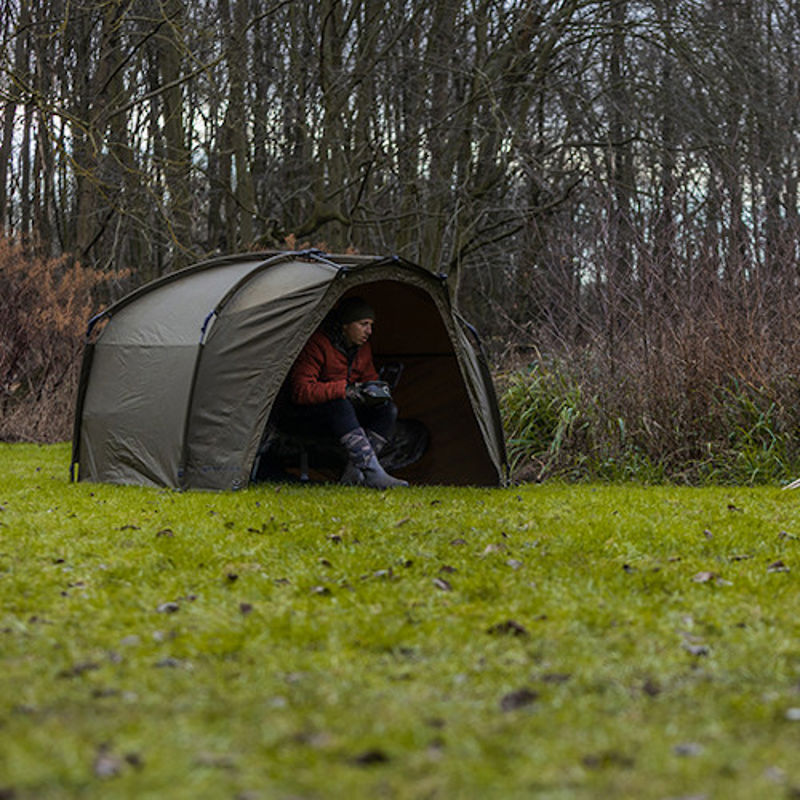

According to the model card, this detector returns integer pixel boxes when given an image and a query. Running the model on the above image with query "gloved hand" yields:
[345,383,363,403]
[345,381,392,407]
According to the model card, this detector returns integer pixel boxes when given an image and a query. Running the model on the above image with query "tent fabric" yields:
[71,250,508,489]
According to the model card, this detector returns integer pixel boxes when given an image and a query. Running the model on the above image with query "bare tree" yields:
[3,0,800,354]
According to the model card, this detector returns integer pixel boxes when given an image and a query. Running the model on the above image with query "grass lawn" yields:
[2,443,800,799]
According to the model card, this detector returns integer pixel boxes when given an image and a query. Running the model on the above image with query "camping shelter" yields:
[71,250,508,490]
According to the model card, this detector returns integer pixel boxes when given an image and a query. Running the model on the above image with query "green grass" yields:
[3,444,800,798]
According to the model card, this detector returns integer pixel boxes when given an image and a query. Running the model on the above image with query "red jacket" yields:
[290,329,379,405]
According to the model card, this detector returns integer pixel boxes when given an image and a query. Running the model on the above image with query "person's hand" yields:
[346,381,391,406]
[345,383,363,402]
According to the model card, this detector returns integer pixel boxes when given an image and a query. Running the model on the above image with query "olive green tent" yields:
[70,250,508,490]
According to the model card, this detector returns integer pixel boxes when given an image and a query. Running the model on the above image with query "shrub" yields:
[500,360,588,482]
[500,356,800,485]
[0,237,114,442]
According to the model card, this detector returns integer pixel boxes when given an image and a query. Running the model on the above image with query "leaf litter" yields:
[6,445,800,798]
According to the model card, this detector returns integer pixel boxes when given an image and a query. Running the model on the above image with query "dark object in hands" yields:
[346,380,392,407]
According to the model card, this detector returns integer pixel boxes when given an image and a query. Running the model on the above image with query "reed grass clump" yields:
[501,357,800,486]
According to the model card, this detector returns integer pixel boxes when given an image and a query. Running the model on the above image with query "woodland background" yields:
[3,0,800,482]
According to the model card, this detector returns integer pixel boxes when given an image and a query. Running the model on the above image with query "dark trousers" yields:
[289,398,398,440]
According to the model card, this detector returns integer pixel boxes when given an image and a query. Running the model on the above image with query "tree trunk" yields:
[154,0,192,270]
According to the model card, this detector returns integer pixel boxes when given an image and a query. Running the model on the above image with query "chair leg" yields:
[299,447,310,482]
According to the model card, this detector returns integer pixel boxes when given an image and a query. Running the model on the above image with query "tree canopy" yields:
[3,0,800,347]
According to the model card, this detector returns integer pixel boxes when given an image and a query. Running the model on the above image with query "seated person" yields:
[289,296,408,489]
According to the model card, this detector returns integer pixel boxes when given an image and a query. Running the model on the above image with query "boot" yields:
[339,459,364,486]
[340,427,408,489]
[339,429,391,486]
[367,429,389,455]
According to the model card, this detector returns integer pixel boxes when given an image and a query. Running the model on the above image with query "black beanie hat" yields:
[338,296,375,324]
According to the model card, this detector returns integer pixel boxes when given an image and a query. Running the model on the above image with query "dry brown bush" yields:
[498,246,800,483]
[0,237,113,442]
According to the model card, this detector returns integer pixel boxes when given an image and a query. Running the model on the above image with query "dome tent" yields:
[71,250,508,490]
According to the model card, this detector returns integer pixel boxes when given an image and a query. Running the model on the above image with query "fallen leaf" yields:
[194,752,237,770]
[58,661,100,678]
[765,765,787,784]
[581,750,634,769]
[673,742,704,757]
[154,657,183,668]
[91,688,121,699]
[487,620,529,637]
[293,730,332,748]
[768,560,790,573]
[482,543,507,556]
[540,672,571,684]
[500,687,538,711]
[433,577,452,591]
[691,571,717,583]
[373,569,393,579]
[350,748,390,765]
[93,746,123,779]
[155,528,174,537]
[427,737,445,759]
[156,602,180,613]
[682,642,710,657]
[642,677,661,696]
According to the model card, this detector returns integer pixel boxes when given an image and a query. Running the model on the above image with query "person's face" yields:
[342,318,373,347]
